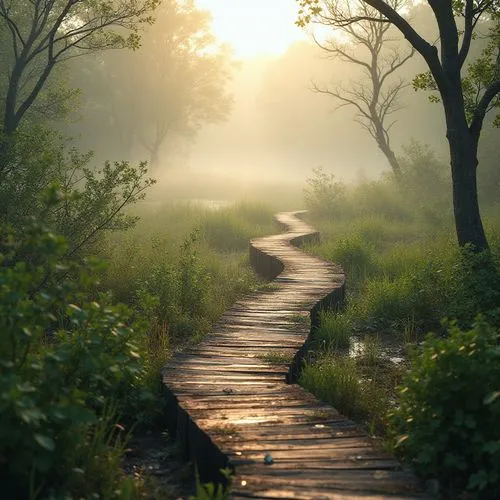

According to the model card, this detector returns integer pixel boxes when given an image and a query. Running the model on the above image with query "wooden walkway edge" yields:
[162,211,425,499]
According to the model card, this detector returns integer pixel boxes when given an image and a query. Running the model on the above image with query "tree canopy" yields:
[0,0,160,136]
[67,0,233,167]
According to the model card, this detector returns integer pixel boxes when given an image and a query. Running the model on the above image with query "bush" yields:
[352,180,413,222]
[0,222,150,498]
[304,166,346,218]
[389,317,500,497]
[447,247,500,329]
[0,129,155,259]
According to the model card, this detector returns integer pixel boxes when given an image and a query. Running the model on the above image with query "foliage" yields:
[413,9,500,127]
[304,166,346,217]
[0,130,155,258]
[389,317,500,497]
[105,202,273,349]
[447,246,500,329]
[68,0,234,166]
[0,0,160,134]
[0,221,151,498]
[189,468,232,500]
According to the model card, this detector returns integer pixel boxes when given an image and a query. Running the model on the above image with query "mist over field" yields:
[61,1,498,199]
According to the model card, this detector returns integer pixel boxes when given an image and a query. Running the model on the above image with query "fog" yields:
[187,41,447,184]
[62,1,497,199]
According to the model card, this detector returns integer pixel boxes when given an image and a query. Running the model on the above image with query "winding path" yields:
[162,212,425,499]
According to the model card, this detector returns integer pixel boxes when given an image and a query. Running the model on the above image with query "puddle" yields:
[349,334,408,365]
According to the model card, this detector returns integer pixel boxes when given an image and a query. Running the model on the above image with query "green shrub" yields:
[304,166,346,218]
[447,247,500,329]
[352,180,413,222]
[0,130,155,258]
[389,317,500,497]
[0,222,148,498]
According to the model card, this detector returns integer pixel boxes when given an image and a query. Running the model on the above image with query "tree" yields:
[311,0,414,178]
[69,0,232,168]
[298,0,500,250]
[0,0,159,138]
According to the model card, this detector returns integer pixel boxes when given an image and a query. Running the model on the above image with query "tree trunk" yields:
[372,114,402,178]
[378,141,402,178]
[446,118,489,251]
[3,63,22,137]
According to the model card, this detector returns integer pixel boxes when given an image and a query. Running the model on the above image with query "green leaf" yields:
[484,391,500,405]
[34,434,55,451]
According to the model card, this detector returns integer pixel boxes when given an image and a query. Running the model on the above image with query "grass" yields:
[306,410,335,422]
[360,335,382,367]
[289,313,310,324]
[299,166,500,442]
[255,282,280,292]
[301,355,373,422]
[313,310,352,349]
[99,201,278,354]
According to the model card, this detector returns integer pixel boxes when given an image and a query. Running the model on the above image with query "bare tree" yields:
[299,0,500,250]
[0,0,160,137]
[311,0,414,178]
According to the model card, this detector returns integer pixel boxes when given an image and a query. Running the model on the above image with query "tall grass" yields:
[300,354,389,428]
[300,153,500,440]
[313,310,352,349]
[96,201,278,423]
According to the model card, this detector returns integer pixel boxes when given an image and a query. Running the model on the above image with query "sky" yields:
[195,0,307,57]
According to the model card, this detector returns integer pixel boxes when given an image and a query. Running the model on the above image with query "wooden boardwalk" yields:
[162,212,425,499]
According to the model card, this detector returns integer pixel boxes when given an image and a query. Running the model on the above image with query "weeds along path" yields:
[162,211,425,499]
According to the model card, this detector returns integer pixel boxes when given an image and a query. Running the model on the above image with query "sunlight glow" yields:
[195,0,306,57]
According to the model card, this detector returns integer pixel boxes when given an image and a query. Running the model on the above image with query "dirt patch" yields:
[122,430,195,499]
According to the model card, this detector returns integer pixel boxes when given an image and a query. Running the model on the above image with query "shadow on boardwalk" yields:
[162,211,426,499]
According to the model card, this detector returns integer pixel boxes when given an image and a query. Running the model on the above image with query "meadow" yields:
[298,157,500,497]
